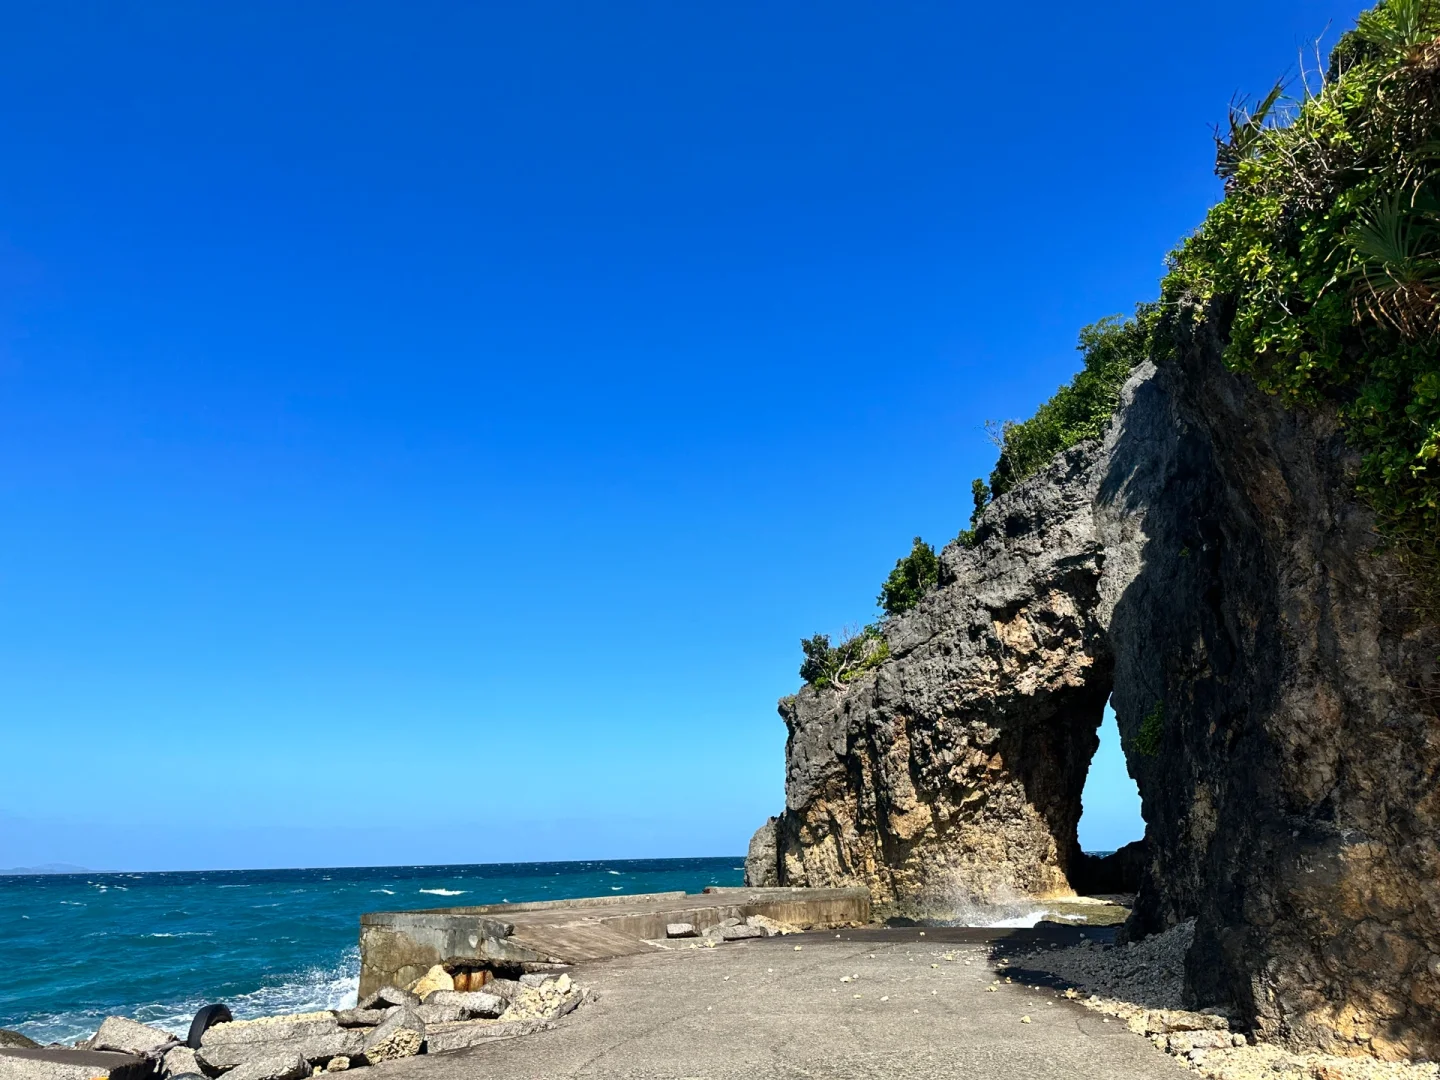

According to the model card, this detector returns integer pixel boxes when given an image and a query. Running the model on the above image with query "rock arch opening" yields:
[1076,701,1145,856]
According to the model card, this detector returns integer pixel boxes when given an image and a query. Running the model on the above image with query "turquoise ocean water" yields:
[0,857,742,1044]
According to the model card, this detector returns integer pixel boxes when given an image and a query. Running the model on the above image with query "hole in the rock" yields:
[1076,698,1144,859]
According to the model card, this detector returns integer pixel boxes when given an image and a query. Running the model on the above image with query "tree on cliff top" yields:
[877,536,939,616]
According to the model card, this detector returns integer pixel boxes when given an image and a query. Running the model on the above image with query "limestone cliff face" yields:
[765,440,1113,914]
[1102,312,1440,1060]
[748,320,1440,1058]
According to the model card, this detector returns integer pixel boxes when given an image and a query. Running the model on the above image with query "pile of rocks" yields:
[53,967,589,1080]
[663,914,802,946]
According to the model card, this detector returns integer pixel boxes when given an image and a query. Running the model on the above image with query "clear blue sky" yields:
[0,1,1362,871]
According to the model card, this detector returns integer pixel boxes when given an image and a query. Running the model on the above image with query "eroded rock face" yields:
[756,322,1440,1059]
[764,439,1115,915]
[1100,314,1440,1060]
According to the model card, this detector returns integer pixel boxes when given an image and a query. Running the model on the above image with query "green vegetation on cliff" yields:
[1164,0,1440,559]
[877,537,939,616]
[800,0,1439,688]
[985,312,1155,499]
[798,625,889,687]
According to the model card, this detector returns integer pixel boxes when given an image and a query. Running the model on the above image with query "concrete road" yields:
[376,926,1187,1079]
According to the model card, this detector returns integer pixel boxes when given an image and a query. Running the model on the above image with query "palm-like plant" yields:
[1215,80,1286,184]
[1343,186,1440,338]
[1357,0,1440,58]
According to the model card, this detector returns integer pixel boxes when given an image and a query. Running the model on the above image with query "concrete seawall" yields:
[358,886,871,998]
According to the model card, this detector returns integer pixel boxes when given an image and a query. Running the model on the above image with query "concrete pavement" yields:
[375,926,1187,1079]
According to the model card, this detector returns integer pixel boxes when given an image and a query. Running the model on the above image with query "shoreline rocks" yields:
[197,1013,363,1073]
[51,966,592,1078]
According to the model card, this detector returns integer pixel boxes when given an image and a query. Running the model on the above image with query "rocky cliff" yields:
[754,436,1114,913]
[746,312,1440,1058]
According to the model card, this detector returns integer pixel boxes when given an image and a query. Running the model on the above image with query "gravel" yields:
[1010,922,1440,1080]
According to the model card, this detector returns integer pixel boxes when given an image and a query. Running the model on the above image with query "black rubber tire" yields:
[186,1003,232,1049]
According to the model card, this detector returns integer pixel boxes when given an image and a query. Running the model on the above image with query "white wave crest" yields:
[418,888,465,897]
[12,948,361,1046]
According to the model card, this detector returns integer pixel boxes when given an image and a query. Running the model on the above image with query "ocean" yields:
[0,857,742,1044]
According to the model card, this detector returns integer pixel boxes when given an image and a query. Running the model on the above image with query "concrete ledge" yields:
[0,1047,151,1080]
[358,887,871,998]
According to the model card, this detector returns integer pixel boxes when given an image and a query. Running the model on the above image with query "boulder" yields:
[197,1014,364,1071]
[89,1017,175,1056]
[1166,1031,1233,1053]
[1070,839,1148,896]
[324,1056,350,1071]
[360,1005,424,1065]
[499,974,584,1024]
[421,991,505,1019]
[356,986,417,1011]
[422,1018,550,1055]
[333,1009,389,1028]
[415,1002,466,1025]
[408,965,453,1000]
[744,817,779,887]
[0,1032,37,1051]
[518,971,568,988]
[223,1050,309,1080]
[703,923,764,942]
[481,978,520,1003]
[665,923,697,938]
[160,1045,200,1078]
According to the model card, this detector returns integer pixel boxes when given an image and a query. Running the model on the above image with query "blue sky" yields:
[0,1,1363,871]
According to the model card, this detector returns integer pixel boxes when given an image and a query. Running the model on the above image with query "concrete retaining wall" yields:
[358,887,872,998]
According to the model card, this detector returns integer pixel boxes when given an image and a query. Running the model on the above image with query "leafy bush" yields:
[958,478,991,547]
[987,311,1155,498]
[799,625,890,687]
[1163,0,1440,561]
[878,536,940,615]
